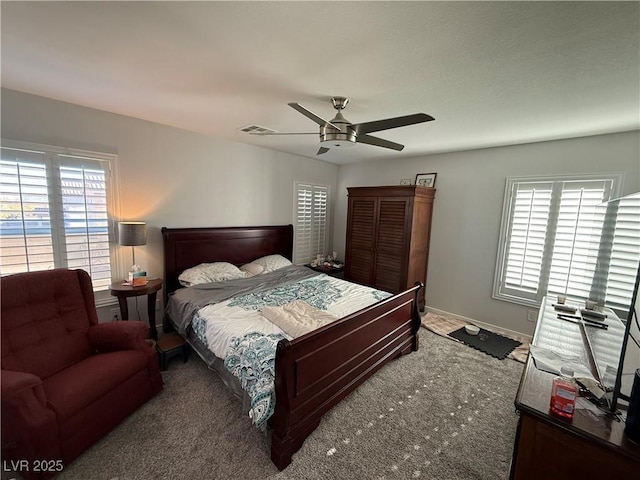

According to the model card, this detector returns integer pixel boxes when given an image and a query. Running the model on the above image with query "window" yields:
[0,142,118,303]
[493,174,639,312]
[293,182,329,264]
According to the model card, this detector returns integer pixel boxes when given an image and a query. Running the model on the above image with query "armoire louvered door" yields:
[374,197,410,292]
[344,196,377,286]
[345,186,435,310]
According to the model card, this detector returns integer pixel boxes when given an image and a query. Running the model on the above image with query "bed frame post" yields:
[270,339,295,470]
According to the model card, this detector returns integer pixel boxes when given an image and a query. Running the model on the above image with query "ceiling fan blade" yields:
[353,113,434,135]
[288,103,343,132]
[356,134,404,151]
[248,132,317,136]
[317,147,330,155]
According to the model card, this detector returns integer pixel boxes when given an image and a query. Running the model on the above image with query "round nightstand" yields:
[109,278,163,340]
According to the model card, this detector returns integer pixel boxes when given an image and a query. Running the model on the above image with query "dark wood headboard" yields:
[161,224,294,297]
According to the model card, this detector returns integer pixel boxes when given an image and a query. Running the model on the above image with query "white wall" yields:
[1,88,338,322]
[334,131,640,335]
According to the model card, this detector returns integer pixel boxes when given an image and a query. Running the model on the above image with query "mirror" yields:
[588,192,640,412]
[612,261,640,410]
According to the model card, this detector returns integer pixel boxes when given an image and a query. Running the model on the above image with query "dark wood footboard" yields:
[270,282,423,470]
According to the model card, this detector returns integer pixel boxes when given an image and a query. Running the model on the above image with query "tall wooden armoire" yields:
[344,185,435,310]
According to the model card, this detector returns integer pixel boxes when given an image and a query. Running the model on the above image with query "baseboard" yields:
[423,305,532,343]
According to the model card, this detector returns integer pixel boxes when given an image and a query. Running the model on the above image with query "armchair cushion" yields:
[43,351,148,422]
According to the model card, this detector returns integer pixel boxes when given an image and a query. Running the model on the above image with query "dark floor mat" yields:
[448,327,522,360]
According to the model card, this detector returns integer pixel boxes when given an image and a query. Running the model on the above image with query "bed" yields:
[162,224,423,470]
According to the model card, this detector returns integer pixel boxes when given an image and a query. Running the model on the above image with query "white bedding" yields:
[183,269,393,426]
[198,273,391,358]
[262,300,338,338]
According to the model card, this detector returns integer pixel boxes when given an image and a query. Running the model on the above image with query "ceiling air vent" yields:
[240,125,279,136]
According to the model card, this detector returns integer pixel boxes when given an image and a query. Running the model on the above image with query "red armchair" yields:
[1,269,163,479]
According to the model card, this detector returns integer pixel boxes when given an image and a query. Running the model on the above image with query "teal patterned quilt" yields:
[224,331,287,427]
[223,277,347,427]
[228,277,342,311]
[214,268,392,428]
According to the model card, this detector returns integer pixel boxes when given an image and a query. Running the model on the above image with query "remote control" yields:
[580,309,607,320]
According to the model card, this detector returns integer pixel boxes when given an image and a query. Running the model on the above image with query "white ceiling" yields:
[2,1,638,165]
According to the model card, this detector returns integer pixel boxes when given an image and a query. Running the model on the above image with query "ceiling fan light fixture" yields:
[319,126,357,149]
[319,138,356,149]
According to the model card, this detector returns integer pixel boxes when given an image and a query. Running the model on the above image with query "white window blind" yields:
[294,182,329,264]
[546,181,611,300]
[0,145,115,293]
[501,181,553,300]
[494,175,639,311]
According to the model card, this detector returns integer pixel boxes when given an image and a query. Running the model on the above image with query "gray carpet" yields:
[57,329,524,480]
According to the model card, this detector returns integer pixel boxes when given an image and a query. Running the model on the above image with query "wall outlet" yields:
[111,308,120,321]
[527,310,538,322]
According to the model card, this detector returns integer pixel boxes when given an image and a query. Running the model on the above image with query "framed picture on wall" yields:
[415,173,437,188]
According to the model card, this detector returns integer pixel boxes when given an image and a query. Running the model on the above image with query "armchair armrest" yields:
[89,321,150,353]
[1,369,61,468]
[1,369,46,409]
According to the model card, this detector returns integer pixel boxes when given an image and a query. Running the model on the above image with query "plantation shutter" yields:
[501,181,553,300]
[57,155,112,290]
[546,180,612,300]
[0,145,114,293]
[0,149,55,274]
[294,182,329,264]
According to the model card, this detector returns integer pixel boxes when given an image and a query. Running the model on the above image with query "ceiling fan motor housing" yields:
[320,110,357,148]
[320,126,356,147]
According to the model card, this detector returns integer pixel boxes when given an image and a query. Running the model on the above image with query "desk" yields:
[109,278,163,340]
[510,297,640,479]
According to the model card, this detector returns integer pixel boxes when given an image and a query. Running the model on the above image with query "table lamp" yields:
[118,221,147,272]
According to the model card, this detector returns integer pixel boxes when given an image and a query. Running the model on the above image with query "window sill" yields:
[492,292,541,309]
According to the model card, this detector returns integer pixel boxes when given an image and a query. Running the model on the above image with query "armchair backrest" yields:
[1,268,100,379]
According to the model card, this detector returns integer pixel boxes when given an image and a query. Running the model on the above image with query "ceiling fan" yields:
[249,97,435,155]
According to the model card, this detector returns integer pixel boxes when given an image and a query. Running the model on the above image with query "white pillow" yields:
[240,263,265,277]
[178,262,245,287]
[250,254,292,273]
